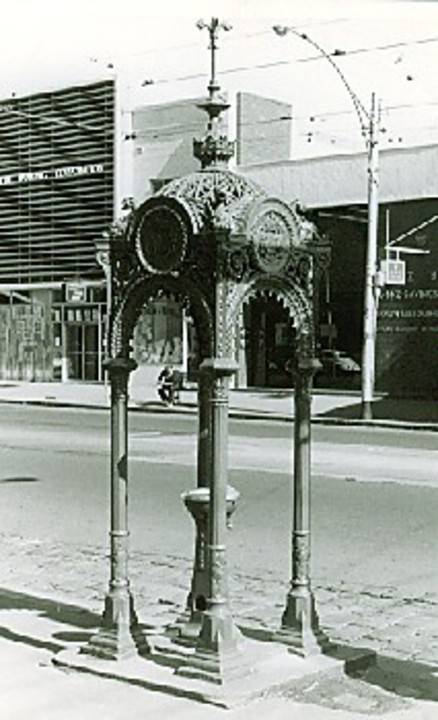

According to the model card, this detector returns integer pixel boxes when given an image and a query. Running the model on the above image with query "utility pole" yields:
[273,25,382,419]
[361,93,380,420]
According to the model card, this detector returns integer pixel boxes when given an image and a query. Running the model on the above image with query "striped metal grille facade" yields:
[0,80,114,284]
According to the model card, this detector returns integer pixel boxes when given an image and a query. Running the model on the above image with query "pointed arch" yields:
[227,275,314,359]
[109,275,214,360]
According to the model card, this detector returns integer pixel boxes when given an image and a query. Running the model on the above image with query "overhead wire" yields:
[2,25,436,134]
[129,96,438,142]
[298,34,438,63]
[1,26,437,147]
[124,34,438,87]
[96,16,351,61]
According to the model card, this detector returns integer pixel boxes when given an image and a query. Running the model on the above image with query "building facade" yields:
[0,79,114,381]
[241,147,438,397]
[1,80,435,397]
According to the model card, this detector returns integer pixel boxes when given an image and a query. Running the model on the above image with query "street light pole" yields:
[273,25,381,419]
[362,93,380,420]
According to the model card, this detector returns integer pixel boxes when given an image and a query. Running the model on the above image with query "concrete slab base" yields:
[53,633,376,708]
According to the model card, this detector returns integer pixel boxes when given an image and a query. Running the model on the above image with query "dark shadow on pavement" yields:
[359,653,438,703]
[242,390,293,400]
[0,476,40,483]
[52,630,93,644]
[329,641,438,704]
[236,633,438,706]
[0,587,161,657]
[319,397,438,423]
[0,625,63,653]
[133,401,194,412]
[0,587,101,629]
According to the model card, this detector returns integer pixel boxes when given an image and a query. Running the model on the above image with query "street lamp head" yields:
[197,17,232,32]
[220,21,232,32]
[272,24,289,36]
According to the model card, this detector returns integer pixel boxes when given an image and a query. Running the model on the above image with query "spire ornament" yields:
[194,18,235,169]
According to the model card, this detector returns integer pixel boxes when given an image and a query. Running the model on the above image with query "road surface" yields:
[0,404,435,599]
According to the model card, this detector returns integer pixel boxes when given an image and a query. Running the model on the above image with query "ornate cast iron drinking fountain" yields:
[68,16,339,703]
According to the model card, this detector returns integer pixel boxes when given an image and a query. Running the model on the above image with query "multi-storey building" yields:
[0,79,114,381]
[0,79,435,397]
[241,147,438,397]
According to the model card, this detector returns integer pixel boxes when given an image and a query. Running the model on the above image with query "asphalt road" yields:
[0,404,436,598]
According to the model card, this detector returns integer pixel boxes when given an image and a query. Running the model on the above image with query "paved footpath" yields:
[0,530,437,718]
[0,380,437,717]
[0,379,436,429]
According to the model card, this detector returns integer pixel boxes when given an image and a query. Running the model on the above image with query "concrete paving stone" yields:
[319,611,361,627]
[350,616,401,634]
[360,586,400,599]
[385,642,430,658]
[396,616,438,634]
[382,628,422,644]
[282,671,410,715]
[350,635,387,655]
[1,532,437,683]
[412,651,438,665]
[385,647,438,668]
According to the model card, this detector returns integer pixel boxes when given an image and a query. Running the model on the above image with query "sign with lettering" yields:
[0,163,104,187]
[381,259,406,285]
[65,284,87,303]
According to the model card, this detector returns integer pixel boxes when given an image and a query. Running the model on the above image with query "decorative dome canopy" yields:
[105,15,330,362]
[156,168,266,234]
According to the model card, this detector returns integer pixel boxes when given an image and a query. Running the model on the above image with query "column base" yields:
[273,589,331,657]
[165,604,203,645]
[81,587,151,660]
[176,608,245,684]
[198,607,243,653]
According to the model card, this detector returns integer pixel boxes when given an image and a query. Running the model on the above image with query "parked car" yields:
[319,349,361,374]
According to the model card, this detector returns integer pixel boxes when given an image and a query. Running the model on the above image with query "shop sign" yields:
[65,284,87,303]
[0,163,104,187]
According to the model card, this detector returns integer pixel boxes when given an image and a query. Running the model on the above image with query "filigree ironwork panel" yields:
[109,275,214,361]
[103,167,327,370]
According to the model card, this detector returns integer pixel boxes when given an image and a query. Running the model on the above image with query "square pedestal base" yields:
[53,633,375,708]
[275,589,330,657]
[81,590,151,661]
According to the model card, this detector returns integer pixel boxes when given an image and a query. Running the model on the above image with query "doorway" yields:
[245,297,296,388]
[66,322,99,381]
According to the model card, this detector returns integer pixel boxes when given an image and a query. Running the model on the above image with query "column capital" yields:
[104,357,138,376]
[292,357,322,382]
[200,357,238,377]
[296,357,321,374]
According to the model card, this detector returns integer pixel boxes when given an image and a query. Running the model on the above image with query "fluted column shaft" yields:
[107,357,137,601]
[291,364,313,597]
[278,357,328,656]
[82,356,148,660]
[198,358,240,651]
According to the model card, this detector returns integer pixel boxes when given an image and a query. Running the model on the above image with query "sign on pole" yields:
[381,259,406,285]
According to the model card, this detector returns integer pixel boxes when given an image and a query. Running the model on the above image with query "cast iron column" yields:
[83,357,148,660]
[276,357,328,656]
[176,364,239,642]
[198,358,240,651]
[174,366,212,637]
[197,366,212,489]
[178,358,242,680]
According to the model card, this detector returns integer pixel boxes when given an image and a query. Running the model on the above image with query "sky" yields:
[2,0,438,158]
